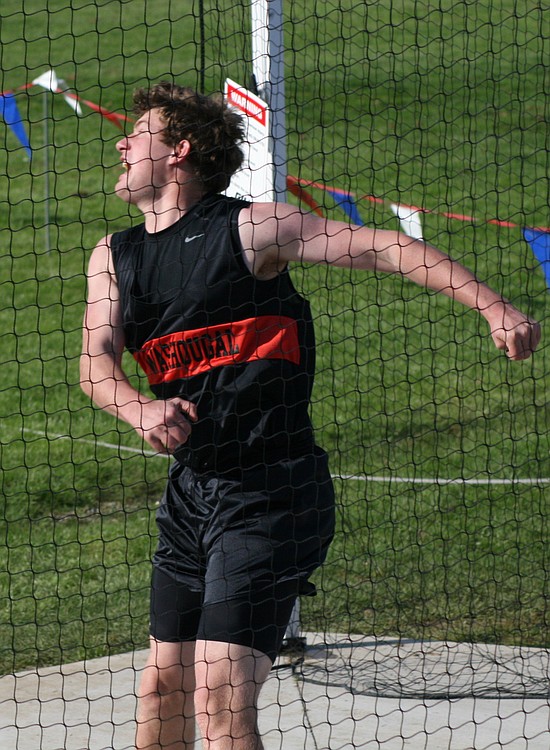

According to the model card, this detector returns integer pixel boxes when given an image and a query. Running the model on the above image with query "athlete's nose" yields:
[116,136,129,154]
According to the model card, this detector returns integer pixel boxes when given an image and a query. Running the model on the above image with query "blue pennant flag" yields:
[326,188,364,226]
[0,92,31,158]
[524,228,550,289]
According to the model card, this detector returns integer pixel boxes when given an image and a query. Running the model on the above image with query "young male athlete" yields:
[80,82,540,750]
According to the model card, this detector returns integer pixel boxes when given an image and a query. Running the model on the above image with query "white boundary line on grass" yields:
[334,472,550,486]
[24,429,550,486]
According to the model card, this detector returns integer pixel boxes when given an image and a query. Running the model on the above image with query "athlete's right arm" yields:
[80,236,197,455]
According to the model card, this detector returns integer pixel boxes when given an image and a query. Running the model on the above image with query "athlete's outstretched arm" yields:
[80,237,197,454]
[240,203,541,361]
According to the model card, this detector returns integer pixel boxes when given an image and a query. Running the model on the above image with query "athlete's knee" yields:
[136,657,197,750]
[139,664,185,717]
[138,641,196,715]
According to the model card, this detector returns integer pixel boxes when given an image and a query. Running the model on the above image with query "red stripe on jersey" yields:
[134,315,301,385]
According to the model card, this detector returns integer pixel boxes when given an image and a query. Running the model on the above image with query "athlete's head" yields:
[132,82,245,193]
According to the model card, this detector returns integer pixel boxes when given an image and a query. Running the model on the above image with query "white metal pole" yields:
[250,0,287,201]
[43,91,51,253]
[249,1,305,653]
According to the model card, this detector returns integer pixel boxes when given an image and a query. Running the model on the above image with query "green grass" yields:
[0,0,549,674]
[305,478,550,647]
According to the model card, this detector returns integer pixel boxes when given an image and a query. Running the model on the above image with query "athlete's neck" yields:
[141,184,209,233]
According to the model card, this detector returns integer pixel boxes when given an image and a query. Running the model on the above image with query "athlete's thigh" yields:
[149,566,204,642]
[196,581,298,661]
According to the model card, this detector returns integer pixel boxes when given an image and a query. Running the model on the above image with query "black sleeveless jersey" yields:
[111,193,317,470]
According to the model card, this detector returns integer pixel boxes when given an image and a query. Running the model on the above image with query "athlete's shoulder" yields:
[199,192,250,217]
[238,202,305,254]
[111,221,146,249]
[87,234,112,273]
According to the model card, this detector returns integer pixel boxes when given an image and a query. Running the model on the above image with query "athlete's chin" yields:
[114,182,135,204]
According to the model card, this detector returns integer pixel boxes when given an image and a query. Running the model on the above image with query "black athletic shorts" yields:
[149,446,335,662]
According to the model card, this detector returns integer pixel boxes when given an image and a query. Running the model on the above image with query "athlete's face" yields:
[115,109,175,204]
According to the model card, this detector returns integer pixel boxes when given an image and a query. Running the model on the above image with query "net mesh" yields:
[1,0,549,748]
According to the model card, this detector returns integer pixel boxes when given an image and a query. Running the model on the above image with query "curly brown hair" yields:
[133,82,245,193]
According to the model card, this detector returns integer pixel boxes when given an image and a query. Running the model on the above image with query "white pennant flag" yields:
[390,203,424,241]
[57,76,83,116]
[32,68,83,116]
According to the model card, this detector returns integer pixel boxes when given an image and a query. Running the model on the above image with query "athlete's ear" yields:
[171,139,192,163]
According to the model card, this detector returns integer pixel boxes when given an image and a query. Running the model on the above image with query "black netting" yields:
[1,1,548,748]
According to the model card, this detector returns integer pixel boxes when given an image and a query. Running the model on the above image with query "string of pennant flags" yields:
[0,68,129,158]
[1,69,549,288]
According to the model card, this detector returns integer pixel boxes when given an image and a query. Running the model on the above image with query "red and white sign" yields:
[224,78,274,202]
[226,82,267,127]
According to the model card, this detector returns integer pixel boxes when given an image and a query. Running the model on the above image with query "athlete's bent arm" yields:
[240,203,541,361]
[80,237,197,455]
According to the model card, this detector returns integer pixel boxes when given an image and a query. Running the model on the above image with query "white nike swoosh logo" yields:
[185,234,204,243]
